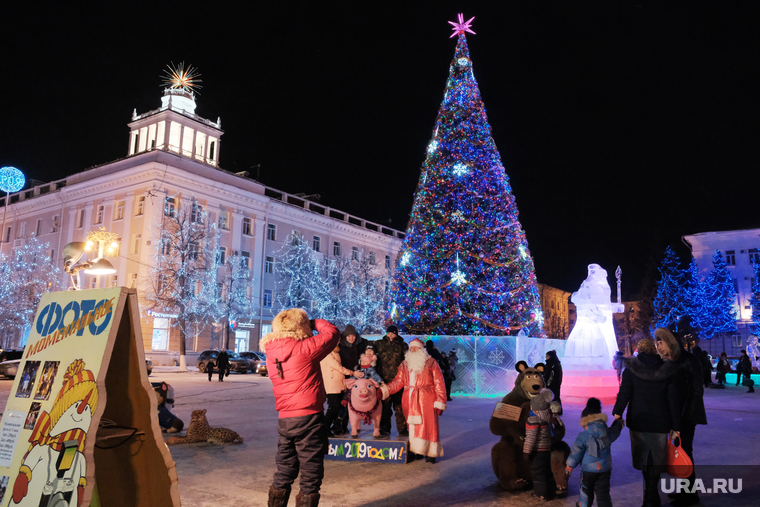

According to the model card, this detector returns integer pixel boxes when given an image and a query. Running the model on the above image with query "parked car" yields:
[146,358,154,376]
[0,349,25,379]
[196,350,250,374]
[239,351,268,376]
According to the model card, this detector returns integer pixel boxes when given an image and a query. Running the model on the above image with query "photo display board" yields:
[0,288,180,507]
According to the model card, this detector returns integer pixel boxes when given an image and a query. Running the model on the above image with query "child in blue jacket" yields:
[565,398,624,507]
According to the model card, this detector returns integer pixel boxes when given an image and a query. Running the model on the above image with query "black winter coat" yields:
[339,336,368,373]
[543,356,563,393]
[673,352,707,425]
[613,353,681,433]
[738,355,752,374]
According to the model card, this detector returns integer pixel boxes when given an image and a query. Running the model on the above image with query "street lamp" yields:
[63,227,117,290]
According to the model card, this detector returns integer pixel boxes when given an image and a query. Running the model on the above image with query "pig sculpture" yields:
[344,377,382,438]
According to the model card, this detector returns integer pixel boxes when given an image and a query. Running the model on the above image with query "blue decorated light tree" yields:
[749,262,760,335]
[387,15,542,336]
[653,247,686,329]
[0,235,62,347]
[683,258,707,332]
[700,251,738,339]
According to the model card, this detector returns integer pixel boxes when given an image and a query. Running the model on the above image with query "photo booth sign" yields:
[0,288,180,507]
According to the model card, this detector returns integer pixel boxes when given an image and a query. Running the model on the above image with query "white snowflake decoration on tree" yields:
[427,140,438,153]
[451,210,464,222]
[451,253,467,286]
[452,162,469,176]
[400,251,412,267]
[489,350,505,365]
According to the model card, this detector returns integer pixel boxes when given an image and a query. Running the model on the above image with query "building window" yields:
[312,236,321,252]
[267,223,276,241]
[368,251,376,265]
[726,250,736,266]
[333,241,341,256]
[161,235,171,255]
[218,246,226,265]
[130,273,138,288]
[111,238,121,258]
[110,275,118,288]
[265,256,274,274]
[385,255,391,269]
[35,219,42,237]
[352,246,360,261]
[243,217,252,235]
[732,334,742,347]
[189,242,200,260]
[165,197,176,217]
[95,205,105,224]
[263,290,273,308]
[733,279,739,293]
[218,212,229,230]
[291,230,301,245]
[750,248,760,265]
[152,317,170,351]
[115,201,125,220]
[90,278,97,289]
[4,227,9,243]
[191,204,204,224]
[136,196,145,216]
[51,215,59,233]
[133,234,141,254]
[18,222,26,239]
[78,210,85,228]
[241,251,250,269]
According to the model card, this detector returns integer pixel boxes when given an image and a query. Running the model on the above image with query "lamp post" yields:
[63,227,118,290]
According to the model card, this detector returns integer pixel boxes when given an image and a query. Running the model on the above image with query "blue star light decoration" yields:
[0,166,25,193]
[449,13,476,38]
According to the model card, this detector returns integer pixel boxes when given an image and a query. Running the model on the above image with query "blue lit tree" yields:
[0,235,62,347]
[749,262,760,335]
[700,251,737,339]
[683,258,707,331]
[216,252,256,349]
[653,246,686,329]
[387,28,542,335]
[144,196,219,368]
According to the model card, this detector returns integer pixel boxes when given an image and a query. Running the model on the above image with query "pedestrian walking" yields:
[216,350,230,382]
[544,350,563,406]
[692,346,712,387]
[447,350,458,382]
[655,328,707,507]
[565,398,625,507]
[612,350,625,385]
[613,337,681,507]
[262,309,340,507]
[737,350,753,390]
[205,357,216,382]
[375,325,409,436]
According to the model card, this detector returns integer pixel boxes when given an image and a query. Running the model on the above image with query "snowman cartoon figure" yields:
[11,359,98,507]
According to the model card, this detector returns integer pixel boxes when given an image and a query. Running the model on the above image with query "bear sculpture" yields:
[490,361,571,492]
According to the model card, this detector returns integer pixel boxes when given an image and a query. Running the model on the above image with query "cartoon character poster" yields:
[0,288,122,507]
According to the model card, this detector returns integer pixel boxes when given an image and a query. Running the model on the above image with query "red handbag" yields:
[666,438,693,478]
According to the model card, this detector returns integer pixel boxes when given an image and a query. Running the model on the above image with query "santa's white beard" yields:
[405,349,428,373]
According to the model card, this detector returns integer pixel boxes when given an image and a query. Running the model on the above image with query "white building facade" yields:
[682,229,760,356]
[1,89,404,361]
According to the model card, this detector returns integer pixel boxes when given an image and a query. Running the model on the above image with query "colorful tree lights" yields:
[387,24,542,336]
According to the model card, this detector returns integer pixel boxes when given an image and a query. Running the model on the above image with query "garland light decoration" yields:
[387,14,543,336]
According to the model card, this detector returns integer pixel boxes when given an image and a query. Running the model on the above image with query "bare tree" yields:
[143,196,218,369]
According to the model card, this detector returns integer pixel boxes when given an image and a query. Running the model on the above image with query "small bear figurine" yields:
[166,409,243,445]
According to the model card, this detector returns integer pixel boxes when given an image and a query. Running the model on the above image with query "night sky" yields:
[2,2,758,297]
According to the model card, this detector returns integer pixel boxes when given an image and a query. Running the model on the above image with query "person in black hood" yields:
[655,328,706,507]
[338,324,368,371]
[543,350,563,406]
[613,337,681,507]
[691,346,713,387]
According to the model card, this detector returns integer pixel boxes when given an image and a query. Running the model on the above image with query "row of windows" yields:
[267,225,391,267]
[725,249,760,266]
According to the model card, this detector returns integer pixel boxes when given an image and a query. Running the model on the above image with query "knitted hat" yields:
[581,398,602,418]
[409,338,425,349]
[386,325,399,334]
[365,344,375,353]
[50,359,98,427]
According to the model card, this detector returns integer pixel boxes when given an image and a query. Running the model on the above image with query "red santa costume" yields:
[380,338,447,458]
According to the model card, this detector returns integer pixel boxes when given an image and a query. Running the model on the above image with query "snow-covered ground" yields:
[1,371,757,506]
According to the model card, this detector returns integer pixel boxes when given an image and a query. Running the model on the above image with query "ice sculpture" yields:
[747,335,760,370]
[563,264,624,370]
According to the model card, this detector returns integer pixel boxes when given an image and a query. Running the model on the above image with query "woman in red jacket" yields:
[261,309,340,507]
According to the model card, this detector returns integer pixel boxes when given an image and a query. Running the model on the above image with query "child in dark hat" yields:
[355,344,384,384]
[565,398,625,507]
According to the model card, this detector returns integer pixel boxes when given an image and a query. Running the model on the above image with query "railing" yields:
[0,179,67,207]
[132,106,222,129]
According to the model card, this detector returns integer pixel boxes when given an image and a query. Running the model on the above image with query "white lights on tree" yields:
[400,251,412,267]
[451,253,467,286]
[452,162,469,176]
[427,140,438,153]
[451,210,464,222]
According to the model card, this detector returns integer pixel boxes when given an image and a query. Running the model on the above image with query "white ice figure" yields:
[747,335,760,370]
[563,264,624,370]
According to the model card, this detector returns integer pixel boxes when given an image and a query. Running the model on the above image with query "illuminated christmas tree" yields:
[653,246,686,329]
[388,16,542,336]
[749,261,760,335]
[700,251,737,339]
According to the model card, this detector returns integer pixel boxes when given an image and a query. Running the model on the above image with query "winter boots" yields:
[295,492,320,507]
[267,485,291,507]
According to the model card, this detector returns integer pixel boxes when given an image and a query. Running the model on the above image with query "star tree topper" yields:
[449,13,475,38]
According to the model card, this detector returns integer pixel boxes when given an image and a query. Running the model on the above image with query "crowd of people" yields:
[259,306,756,507]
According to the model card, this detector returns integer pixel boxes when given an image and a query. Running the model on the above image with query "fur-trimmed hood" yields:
[260,309,312,354]
[623,353,677,381]
[579,413,608,427]
[654,328,683,361]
